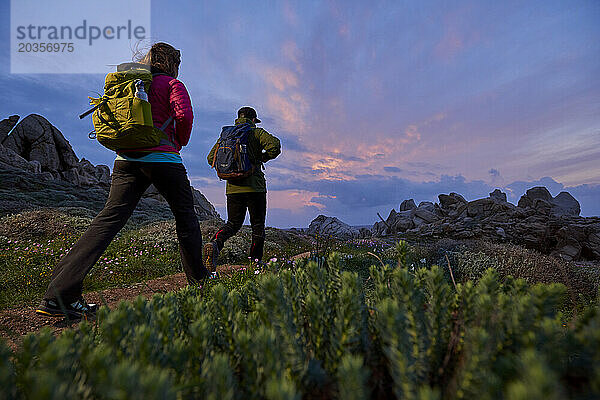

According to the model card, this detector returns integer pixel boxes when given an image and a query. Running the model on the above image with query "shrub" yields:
[452,240,599,305]
[1,254,598,399]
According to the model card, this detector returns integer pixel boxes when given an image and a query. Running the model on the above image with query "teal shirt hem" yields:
[115,153,183,163]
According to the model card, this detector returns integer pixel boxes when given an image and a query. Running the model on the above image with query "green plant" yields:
[1,252,598,399]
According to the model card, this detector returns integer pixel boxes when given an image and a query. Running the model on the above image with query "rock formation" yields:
[0,114,219,221]
[307,215,360,240]
[144,184,218,221]
[0,115,19,143]
[517,186,580,217]
[1,114,110,187]
[372,188,600,262]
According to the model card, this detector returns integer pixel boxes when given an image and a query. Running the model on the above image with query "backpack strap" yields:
[95,109,121,131]
[211,140,221,169]
[157,115,176,148]
[159,115,174,132]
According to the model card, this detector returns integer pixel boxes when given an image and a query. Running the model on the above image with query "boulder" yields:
[390,210,415,231]
[414,208,439,223]
[518,187,553,209]
[418,201,435,213]
[0,115,19,143]
[372,185,599,261]
[0,144,42,173]
[307,215,359,240]
[72,158,111,187]
[400,199,417,211]
[447,204,468,219]
[558,244,580,261]
[0,113,220,223]
[489,189,507,202]
[586,232,600,259]
[191,187,220,220]
[518,187,580,217]
[143,185,220,221]
[438,192,467,209]
[60,168,83,186]
[1,114,113,188]
[467,198,500,218]
[552,192,580,216]
[3,114,79,174]
[371,220,387,236]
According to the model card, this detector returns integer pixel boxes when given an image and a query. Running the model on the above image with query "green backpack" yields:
[79,62,174,151]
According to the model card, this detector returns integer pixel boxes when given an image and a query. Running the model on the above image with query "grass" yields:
[1,209,598,313]
[0,230,183,309]
[0,209,318,309]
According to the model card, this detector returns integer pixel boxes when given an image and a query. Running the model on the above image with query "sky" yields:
[1,0,599,227]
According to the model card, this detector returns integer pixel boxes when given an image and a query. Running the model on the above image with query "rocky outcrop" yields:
[307,215,360,240]
[489,188,507,202]
[144,185,219,220]
[0,114,219,221]
[373,200,444,235]
[4,114,79,174]
[372,188,600,262]
[0,115,20,143]
[2,114,110,187]
[0,144,42,174]
[191,188,219,220]
[517,187,580,217]
[400,199,416,211]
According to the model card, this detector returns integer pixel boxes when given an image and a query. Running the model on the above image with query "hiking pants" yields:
[213,192,267,261]
[44,160,209,303]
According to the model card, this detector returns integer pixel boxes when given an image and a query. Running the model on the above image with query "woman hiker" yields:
[36,42,210,319]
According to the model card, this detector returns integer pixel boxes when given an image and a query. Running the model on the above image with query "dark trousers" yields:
[213,192,267,261]
[44,160,209,303]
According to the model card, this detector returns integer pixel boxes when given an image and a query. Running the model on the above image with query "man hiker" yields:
[204,106,281,269]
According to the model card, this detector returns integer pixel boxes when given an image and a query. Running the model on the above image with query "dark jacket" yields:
[207,117,281,193]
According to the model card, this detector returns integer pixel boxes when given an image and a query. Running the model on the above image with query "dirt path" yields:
[0,265,247,351]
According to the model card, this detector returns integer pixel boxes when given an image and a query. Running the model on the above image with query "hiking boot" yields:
[36,297,98,319]
[204,241,219,273]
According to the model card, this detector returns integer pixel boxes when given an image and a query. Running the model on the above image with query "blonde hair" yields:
[137,42,181,78]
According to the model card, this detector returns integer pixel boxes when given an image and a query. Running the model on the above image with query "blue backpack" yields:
[212,123,256,180]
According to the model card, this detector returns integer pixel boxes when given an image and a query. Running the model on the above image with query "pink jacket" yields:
[121,74,194,154]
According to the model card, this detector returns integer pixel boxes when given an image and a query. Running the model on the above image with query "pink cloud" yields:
[282,1,298,26]
[262,66,299,91]
[434,28,464,60]
[433,5,482,61]
[268,189,325,210]
[282,40,302,70]
[266,92,308,131]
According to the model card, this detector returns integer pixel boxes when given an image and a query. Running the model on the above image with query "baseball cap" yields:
[238,106,261,123]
